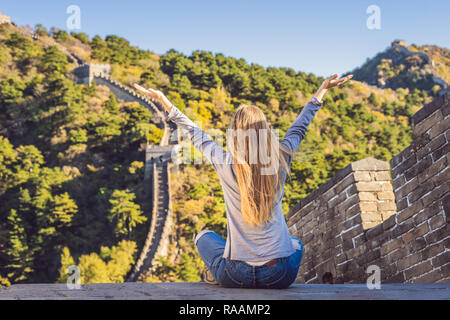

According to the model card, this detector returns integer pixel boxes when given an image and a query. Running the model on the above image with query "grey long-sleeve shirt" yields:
[166,98,321,262]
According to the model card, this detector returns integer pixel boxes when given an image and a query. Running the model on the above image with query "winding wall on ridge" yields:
[71,62,179,282]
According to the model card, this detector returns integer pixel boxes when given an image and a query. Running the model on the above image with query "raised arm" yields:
[133,84,230,168]
[281,74,353,158]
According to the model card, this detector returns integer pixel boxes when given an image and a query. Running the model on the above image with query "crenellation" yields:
[287,90,450,284]
[0,10,11,25]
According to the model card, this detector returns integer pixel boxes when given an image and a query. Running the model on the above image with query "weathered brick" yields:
[428,114,450,139]
[392,218,414,238]
[322,187,337,201]
[342,238,354,251]
[404,155,433,181]
[413,109,443,137]
[342,214,362,230]
[432,142,450,163]
[395,176,419,199]
[359,192,377,201]
[336,194,360,214]
[378,201,396,211]
[362,221,381,229]
[397,199,424,223]
[385,247,408,264]
[424,224,450,245]
[355,182,383,192]
[335,253,347,265]
[429,214,446,231]
[380,182,393,191]
[377,191,395,200]
[374,171,391,181]
[431,251,450,268]
[302,231,314,245]
[345,243,367,260]
[415,133,446,160]
[328,191,348,208]
[391,154,417,180]
[380,238,403,256]
[417,156,447,184]
[414,268,443,283]
[353,171,372,182]
[411,237,427,252]
[392,174,406,190]
[382,215,396,231]
[396,197,408,211]
[422,180,450,207]
[365,223,383,240]
[355,249,380,266]
[335,173,356,194]
[341,225,363,242]
[369,230,391,249]
[345,184,358,197]
[397,252,423,270]
[390,145,414,169]
[303,270,317,282]
[413,201,441,225]
[444,193,450,221]
[441,263,450,278]
[360,212,382,224]
[359,202,378,212]
[302,219,318,234]
[381,211,396,220]
[407,179,435,204]
[404,261,433,280]
[294,215,311,229]
[402,231,415,244]
[421,243,445,260]
[415,221,430,238]
[432,166,450,187]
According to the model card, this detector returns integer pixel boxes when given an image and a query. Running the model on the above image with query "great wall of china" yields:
[69,51,181,282]
[286,90,449,284]
[0,16,448,289]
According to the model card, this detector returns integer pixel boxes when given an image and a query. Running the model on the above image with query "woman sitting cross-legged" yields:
[134,73,352,289]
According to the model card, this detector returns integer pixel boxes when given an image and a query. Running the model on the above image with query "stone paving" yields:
[1,282,449,300]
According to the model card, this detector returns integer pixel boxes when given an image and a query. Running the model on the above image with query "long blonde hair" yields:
[227,105,293,227]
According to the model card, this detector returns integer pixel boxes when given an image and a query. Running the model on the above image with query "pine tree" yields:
[5,209,33,283]
[107,190,146,237]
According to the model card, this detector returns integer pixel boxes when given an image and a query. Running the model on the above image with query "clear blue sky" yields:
[2,0,449,77]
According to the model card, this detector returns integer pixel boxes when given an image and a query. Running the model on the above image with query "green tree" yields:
[107,190,146,237]
[40,46,68,75]
[57,247,76,283]
[4,209,33,283]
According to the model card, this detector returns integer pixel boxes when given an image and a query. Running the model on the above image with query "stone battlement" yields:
[0,10,11,25]
[287,90,450,284]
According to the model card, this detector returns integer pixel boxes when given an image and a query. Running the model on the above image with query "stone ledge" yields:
[287,157,389,220]
[1,282,449,300]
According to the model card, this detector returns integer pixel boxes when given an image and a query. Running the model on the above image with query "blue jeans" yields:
[195,231,303,289]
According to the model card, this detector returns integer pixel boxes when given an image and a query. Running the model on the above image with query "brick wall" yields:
[287,91,450,284]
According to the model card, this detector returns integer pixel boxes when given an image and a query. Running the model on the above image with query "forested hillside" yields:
[0,22,446,285]
[351,40,449,93]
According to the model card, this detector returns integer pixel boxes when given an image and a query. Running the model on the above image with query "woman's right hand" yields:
[314,74,353,102]
[320,74,353,90]
[133,84,173,114]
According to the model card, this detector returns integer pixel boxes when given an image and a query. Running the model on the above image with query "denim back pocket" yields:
[257,258,289,288]
[220,260,247,288]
